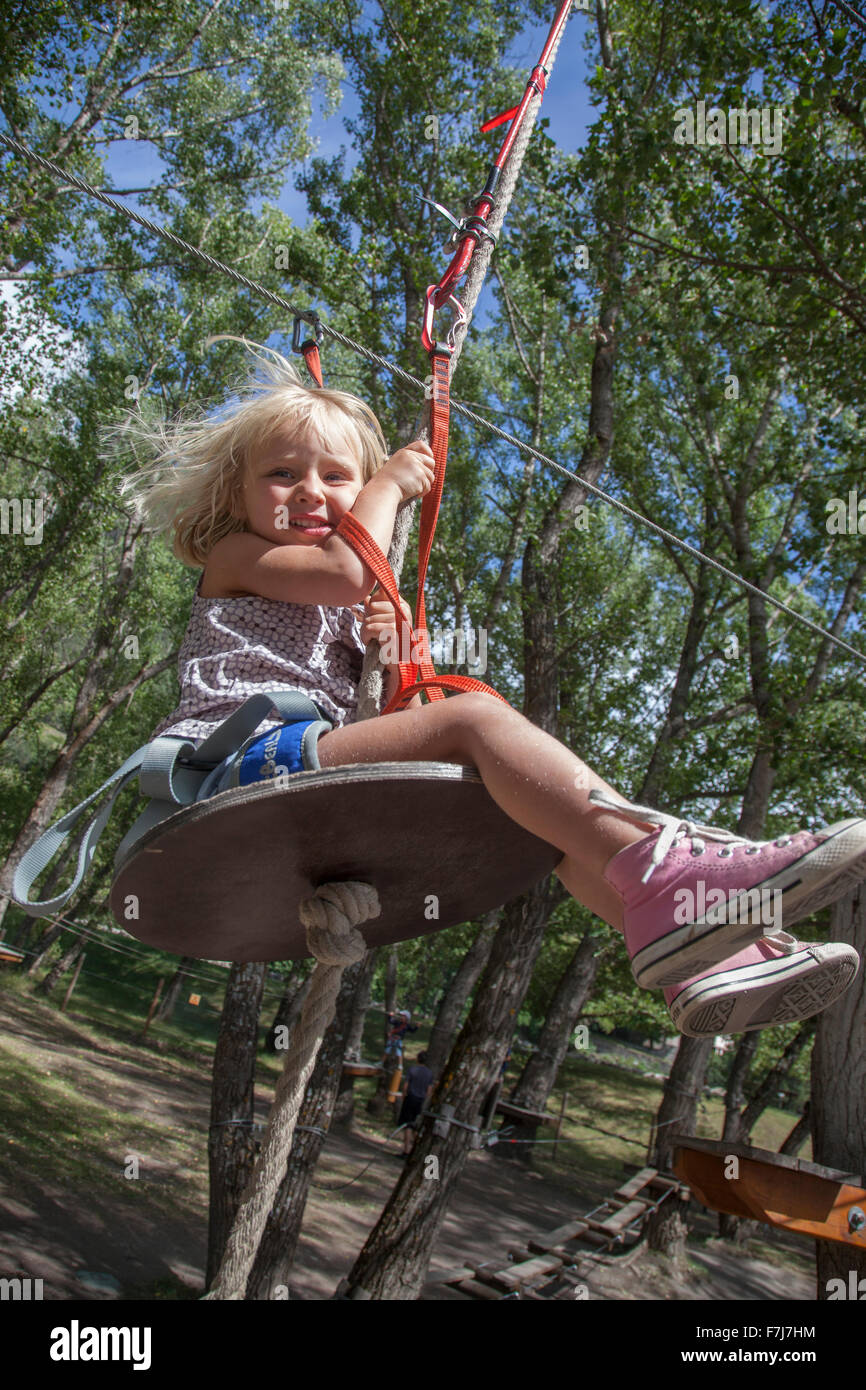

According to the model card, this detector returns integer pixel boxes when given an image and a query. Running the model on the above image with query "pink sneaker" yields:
[591,788,866,988]
[665,935,860,1037]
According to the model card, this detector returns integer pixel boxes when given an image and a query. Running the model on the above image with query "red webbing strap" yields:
[335,349,508,713]
[334,511,421,698]
[301,340,323,388]
[333,511,508,714]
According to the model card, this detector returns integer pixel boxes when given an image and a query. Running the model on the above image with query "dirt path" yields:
[0,989,815,1301]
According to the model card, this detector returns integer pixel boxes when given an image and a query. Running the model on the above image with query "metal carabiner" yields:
[421,285,468,355]
[292,311,323,353]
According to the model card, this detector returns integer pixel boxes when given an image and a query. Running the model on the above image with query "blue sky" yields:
[92,6,597,345]
[7,7,597,380]
[100,8,596,232]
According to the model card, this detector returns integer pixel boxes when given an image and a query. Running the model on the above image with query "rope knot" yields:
[298,880,380,966]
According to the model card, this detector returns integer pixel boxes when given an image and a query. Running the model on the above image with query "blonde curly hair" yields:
[116,337,389,567]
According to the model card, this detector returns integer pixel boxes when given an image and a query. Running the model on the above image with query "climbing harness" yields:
[11,690,330,918]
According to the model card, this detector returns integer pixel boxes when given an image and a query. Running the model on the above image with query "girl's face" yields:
[236,418,366,546]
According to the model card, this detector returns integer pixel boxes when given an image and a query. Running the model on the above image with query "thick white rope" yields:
[356,14,571,716]
[207,34,570,1298]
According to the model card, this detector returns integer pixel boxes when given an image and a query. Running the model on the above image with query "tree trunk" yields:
[206,962,267,1289]
[718,1031,760,1239]
[25,921,64,977]
[340,875,561,1299]
[368,946,400,1116]
[384,945,399,1026]
[344,947,378,1060]
[37,939,83,997]
[332,948,379,1128]
[264,969,311,1053]
[246,957,368,1299]
[738,1020,814,1136]
[811,887,866,1301]
[424,914,498,1078]
[154,956,196,1022]
[497,929,604,1162]
[779,1101,810,1157]
[646,1035,713,1264]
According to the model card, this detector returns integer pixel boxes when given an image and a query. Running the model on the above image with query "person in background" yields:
[397,1051,434,1156]
[384,1008,418,1060]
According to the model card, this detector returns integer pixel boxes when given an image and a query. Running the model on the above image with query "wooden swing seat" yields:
[110,761,562,963]
[672,1135,866,1248]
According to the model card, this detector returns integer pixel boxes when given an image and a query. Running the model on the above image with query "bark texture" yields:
[206,962,267,1288]
[341,877,561,1299]
[424,914,498,1079]
[646,1035,713,1263]
[811,887,866,1301]
[497,929,604,1161]
[246,957,368,1298]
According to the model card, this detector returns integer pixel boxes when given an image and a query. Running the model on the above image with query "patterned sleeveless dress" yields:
[150,578,366,743]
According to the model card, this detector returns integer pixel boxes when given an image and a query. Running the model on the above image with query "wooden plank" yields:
[614,1167,658,1200]
[469,1266,508,1290]
[585,1198,649,1235]
[452,1278,503,1301]
[671,1134,865,1187]
[646,1173,685,1193]
[602,1198,650,1232]
[495,1099,558,1126]
[674,1143,866,1248]
[542,1245,598,1270]
[480,1254,563,1290]
[530,1219,589,1250]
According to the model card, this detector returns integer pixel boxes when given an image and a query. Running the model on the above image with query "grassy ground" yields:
[0,951,818,1300]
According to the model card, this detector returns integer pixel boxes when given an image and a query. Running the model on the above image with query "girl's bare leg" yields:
[316,692,652,931]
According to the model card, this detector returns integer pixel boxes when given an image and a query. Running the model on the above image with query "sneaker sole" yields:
[632,818,866,988]
[667,945,860,1038]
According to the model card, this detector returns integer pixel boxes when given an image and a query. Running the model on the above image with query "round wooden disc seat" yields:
[110,761,562,962]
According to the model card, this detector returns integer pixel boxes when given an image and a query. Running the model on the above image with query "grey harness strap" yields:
[11,690,330,918]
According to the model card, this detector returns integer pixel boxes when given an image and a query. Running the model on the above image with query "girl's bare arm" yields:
[204,448,434,605]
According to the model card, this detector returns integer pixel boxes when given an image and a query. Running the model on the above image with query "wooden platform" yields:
[444,1166,688,1299]
[495,1100,558,1127]
[673,1135,866,1248]
[110,763,561,962]
[342,1061,381,1078]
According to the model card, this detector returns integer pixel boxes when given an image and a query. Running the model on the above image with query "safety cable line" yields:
[2,130,864,668]
[16,911,290,998]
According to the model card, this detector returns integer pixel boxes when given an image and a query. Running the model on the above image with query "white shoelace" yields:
[588,787,793,887]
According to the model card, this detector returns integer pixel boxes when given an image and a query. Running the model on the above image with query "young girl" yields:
[132,343,865,1039]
